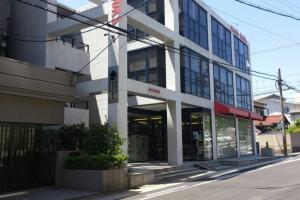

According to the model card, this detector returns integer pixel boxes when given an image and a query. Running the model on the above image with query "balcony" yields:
[0,56,75,102]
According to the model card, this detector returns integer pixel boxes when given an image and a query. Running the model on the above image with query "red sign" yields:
[230,26,248,44]
[148,88,161,94]
[112,0,123,25]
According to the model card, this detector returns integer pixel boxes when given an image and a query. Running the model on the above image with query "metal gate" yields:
[0,123,60,193]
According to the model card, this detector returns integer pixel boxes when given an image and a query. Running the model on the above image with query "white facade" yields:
[4,0,259,164]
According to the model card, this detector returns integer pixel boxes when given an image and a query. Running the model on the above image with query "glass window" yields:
[182,109,213,161]
[236,75,252,110]
[234,36,249,71]
[216,116,237,159]
[239,119,253,155]
[181,47,210,99]
[214,64,234,105]
[128,47,165,87]
[211,17,232,63]
[179,0,208,50]
[128,51,146,72]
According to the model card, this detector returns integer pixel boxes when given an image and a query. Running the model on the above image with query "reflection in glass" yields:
[216,116,237,158]
[239,119,253,155]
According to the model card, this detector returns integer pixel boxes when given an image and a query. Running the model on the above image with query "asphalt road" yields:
[124,157,300,200]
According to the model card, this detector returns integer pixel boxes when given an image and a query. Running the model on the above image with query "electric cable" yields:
[16,0,278,81]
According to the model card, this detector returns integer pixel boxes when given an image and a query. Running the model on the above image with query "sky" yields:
[58,0,300,102]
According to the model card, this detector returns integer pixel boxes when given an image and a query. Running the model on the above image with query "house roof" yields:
[256,94,286,101]
[255,115,289,126]
[289,109,300,114]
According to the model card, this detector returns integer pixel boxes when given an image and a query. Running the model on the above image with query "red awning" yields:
[214,102,249,119]
[249,112,264,121]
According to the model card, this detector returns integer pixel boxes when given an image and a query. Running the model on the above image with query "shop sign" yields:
[148,88,160,94]
[230,25,248,44]
[108,66,119,103]
[112,0,123,25]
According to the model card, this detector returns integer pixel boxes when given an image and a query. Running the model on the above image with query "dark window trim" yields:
[236,75,252,110]
[181,47,210,99]
[214,64,234,105]
[211,17,232,64]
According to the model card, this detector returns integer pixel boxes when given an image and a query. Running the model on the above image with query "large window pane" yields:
[182,109,212,161]
[181,47,210,99]
[239,119,253,155]
[180,0,208,50]
[216,116,237,159]
[128,47,165,87]
[211,17,232,63]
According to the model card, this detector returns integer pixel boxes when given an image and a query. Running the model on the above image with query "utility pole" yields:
[278,68,288,157]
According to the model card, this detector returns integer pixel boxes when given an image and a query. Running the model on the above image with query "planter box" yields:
[63,168,129,192]
[261,148,274,157]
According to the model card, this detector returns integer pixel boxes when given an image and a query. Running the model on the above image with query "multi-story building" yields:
[0,1,264,193]
[52,0,261,163]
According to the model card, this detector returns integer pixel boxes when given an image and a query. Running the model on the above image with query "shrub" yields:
[65,123,128,170]
[59,123,87,151]
[288,119,300,134]
[85,124,125,156]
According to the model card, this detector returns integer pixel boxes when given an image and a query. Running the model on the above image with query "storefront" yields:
[216,115,237,159]
[215,102,262,159]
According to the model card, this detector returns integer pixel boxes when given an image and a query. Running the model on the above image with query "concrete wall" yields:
[290,113,300,124]
[46,41,90,71]
[259,98,300,116]
[64,107,89,126]
[256,132,292,154]
[0,56,75,102]
[0,93,64,124]
[8,0,57,66]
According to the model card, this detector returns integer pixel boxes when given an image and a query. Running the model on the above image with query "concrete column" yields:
[107,0,128,155]
[236,118,241,157]
[206,13,218,160]
[209,61,218,160]
[164,0,182,165]
[167,101,183,165]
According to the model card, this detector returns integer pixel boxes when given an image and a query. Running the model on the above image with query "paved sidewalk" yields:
[0,187,97,200]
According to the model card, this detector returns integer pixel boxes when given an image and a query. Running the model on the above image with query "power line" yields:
[252,43,300,55]
[212,6,300,44]
[275,0,300,15]
[40,0,146,37]
[78,35,119,74]
[37,0,275,79]
[17,0,277,82]
[233,0,300,21]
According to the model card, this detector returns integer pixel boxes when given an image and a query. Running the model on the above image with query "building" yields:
[50,0,261,163]
[254,100,267,118]
[0,0,264,192]
[255,94,300,118]
[0,0,86,193]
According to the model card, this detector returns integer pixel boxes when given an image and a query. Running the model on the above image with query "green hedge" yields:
[66,153,128,170]
[64,123,128,170]
[288,119,300,134]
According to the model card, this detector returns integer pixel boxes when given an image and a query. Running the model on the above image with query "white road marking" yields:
[139,157,300,200]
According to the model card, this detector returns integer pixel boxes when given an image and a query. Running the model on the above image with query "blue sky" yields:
[58,0,300,102]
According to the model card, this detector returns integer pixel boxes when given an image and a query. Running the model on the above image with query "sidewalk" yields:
[0,187,97,200]
[76,155,292,200]
[1,155,295,200]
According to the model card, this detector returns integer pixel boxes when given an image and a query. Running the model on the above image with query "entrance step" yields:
[218,157,274,167]
[195,161,233,171]
[154,167,207,183]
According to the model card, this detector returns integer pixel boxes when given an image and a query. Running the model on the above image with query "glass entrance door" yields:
[182,108,212,161]
[128,109,167,162]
